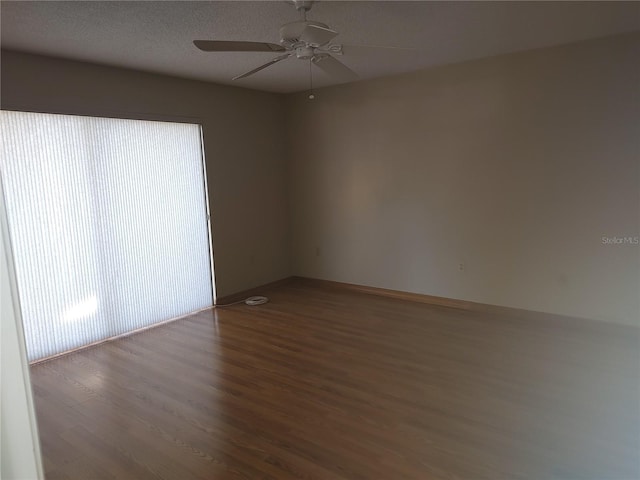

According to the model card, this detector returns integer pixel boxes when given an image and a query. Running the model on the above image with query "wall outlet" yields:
[458,263,465,272]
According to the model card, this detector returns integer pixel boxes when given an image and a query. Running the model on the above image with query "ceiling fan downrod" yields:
[293,0,314,21]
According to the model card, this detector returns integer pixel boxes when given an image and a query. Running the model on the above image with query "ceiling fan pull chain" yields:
[308,59,315,100]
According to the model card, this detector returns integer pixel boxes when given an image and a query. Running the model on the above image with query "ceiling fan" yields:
[193,0,401,83]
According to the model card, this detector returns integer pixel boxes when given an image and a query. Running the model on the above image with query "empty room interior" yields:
[1,1,639,479]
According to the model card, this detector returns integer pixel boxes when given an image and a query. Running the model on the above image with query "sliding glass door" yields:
[0,111,214,361]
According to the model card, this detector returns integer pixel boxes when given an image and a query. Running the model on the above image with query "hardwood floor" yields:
[31,281,639,480]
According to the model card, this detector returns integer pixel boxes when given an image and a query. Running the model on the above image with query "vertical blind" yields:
[0,111,214,361]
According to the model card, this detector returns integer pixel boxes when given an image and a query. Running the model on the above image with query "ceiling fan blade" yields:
[233,53,292,80]
[312,55,358,82]
[300,24,338,47]
[193,40,286,52]
[341,43,420,54]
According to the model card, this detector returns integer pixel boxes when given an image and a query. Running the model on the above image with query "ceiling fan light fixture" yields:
[295,45,315,59]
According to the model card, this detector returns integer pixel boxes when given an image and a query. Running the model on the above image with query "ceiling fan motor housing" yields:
[280,20,329,46]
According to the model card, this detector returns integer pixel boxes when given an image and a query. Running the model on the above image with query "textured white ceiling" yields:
[2,1,639,93]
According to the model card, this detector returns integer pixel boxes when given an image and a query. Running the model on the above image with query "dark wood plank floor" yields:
[31,281,640,480]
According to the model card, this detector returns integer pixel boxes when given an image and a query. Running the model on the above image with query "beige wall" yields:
[3,33,639,326]
[1,51,290,298]
[286,33,640,326]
